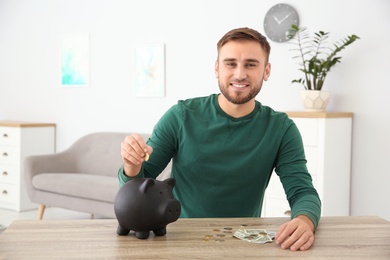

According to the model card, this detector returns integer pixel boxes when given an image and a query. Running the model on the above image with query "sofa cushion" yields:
[32,173,119,203]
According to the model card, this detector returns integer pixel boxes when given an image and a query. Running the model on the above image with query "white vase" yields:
[300,90,330,112]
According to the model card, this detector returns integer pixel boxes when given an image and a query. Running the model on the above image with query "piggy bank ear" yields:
[139,178,155,194]
[163,178,176,190]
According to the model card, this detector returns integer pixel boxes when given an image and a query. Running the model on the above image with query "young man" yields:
[118,27,321,251]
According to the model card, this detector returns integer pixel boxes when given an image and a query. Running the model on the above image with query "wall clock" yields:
[263,3,299,43]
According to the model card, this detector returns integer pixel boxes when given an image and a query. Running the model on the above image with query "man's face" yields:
[215,40,271,105]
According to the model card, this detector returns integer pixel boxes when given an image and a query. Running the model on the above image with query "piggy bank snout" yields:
[160,199,181,223]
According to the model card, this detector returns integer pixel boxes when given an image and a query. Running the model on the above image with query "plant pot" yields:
[300,90,330,112]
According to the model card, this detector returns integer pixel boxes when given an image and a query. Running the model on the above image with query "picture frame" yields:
[60,34,90,87]
[133,43,165,97]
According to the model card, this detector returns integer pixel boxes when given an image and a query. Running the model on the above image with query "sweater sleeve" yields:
[117,104,180,188]
[275,119,322,228]
[117,165,145,188]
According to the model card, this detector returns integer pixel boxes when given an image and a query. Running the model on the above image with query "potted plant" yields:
[288,25,360,111]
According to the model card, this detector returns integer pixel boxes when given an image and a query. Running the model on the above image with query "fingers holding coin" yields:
[122,134,152,164]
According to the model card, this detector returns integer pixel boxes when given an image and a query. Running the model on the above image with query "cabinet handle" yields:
[284,210,292,216]
[2,152,8,157]
[2,171,7,176]
[2,133,8,138]
[2,190,7,195]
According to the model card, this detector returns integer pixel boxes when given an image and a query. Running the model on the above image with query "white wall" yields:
[1,0,389,220]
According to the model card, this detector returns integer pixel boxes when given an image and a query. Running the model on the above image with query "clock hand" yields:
[278,12,293,24]
[272,16,282,25]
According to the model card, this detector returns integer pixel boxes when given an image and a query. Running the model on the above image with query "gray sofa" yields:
[24,132,171,219]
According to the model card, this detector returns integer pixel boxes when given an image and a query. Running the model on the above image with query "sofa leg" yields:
[38,205,46,220]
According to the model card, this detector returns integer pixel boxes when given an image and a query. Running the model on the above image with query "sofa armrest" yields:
[24,150,78,199]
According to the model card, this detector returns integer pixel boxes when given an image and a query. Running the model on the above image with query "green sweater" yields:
[118,94,321,227]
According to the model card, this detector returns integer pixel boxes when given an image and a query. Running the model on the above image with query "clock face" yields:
[263,3,299,43]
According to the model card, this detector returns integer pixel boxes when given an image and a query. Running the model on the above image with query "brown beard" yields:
[218,82,261,105]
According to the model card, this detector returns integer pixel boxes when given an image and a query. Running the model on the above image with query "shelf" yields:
[0,121,56,127]
[285,112,353,118]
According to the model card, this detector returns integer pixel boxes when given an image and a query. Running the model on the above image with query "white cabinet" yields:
[0,121,55,211]
[262,112,353,217]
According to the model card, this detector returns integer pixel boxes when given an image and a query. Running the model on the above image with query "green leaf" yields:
[288,25,359,91]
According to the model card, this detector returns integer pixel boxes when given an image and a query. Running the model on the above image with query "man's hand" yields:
[121,134,153,177]
[275,215,315,251]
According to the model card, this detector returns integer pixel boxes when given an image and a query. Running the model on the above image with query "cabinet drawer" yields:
[266,174,285,199]
[305,146,318,176]
[0,165,18,184]
[311,174,318,191]
[263,197,290,217]
[0,146,19,164]
[292,118,318,146]
[0,183,17,204]
[0,127,20,146]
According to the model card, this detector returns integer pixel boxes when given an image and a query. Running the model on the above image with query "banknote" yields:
[233,229,275,244]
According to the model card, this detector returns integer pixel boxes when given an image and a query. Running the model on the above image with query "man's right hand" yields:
[121,134,153,177]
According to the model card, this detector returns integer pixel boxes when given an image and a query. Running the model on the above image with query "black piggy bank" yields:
[114,178,181,239]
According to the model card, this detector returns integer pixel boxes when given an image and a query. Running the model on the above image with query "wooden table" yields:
[0,216,389,259]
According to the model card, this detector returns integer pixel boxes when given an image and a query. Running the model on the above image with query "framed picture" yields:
[60,34,90,87]
[133,43,165,97]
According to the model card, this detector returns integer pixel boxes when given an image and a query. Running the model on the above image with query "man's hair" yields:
[217,27,271,62]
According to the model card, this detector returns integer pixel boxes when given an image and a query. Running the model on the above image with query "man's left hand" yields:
[274,215,315,251]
